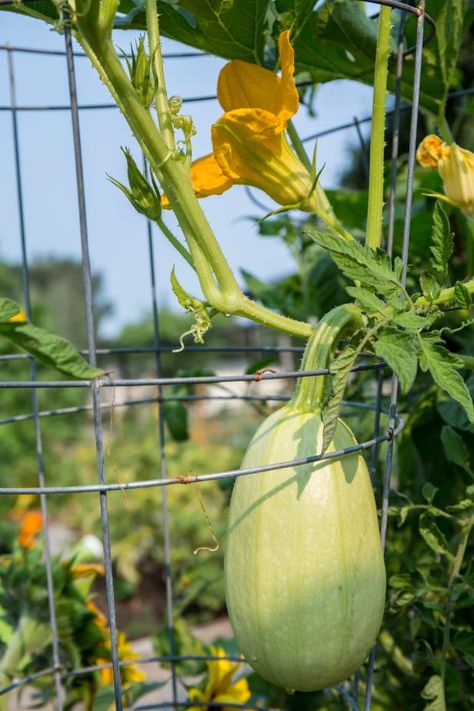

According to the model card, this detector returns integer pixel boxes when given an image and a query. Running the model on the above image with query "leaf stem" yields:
[366,5,392,249]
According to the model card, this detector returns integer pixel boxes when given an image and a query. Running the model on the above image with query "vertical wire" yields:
[386,13,408,257]
[61,13,123,709]
[143,156,178,702]
[364,4,425,710]
[352,115,369,182]
[369,13,407,487]
[6,45,63,711]
[351,113,370,706]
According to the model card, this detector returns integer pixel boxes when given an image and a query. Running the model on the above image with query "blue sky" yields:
[0,11,373,337]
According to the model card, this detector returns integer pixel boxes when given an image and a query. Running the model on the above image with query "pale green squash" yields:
[225,305,386,690]
[224,404,386,692]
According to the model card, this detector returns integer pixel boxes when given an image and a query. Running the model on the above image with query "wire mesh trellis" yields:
[0,0,440,708]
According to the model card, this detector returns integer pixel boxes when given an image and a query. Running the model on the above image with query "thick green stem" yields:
[366,6,392,249]
[145,0,176,150]
[238,298,312,339]
[291,304,363,412]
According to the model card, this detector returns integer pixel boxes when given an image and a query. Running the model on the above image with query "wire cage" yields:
[0,1,444,709]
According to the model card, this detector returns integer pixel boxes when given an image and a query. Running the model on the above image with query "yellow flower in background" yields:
[188,645,250,711]
[16,510,43,549]
[164,32,328,213]
[88,601,146,688]
[71,563,105,578]
[9,308,27,323]
[417,134,474,216]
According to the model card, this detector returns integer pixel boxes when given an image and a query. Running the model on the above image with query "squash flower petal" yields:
[162,154,232,208]
[417,135,474,216]
[212,111,318,210]
[217,30,299,127]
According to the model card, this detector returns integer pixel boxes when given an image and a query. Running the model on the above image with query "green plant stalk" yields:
[438,111,454,144]
[415,278,474,308]
[292,304,363,412]
[365,5,392,250]
[287,120,353,242]
[72,30,311,338]
[145,0,175,151]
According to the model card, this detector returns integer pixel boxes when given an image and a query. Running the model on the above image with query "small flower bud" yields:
[169,95,183,115]
[417,135,474,216]
[109,149,162,222]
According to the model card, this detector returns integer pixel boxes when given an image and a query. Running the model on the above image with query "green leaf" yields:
[374,330,418,393]
[162,401,189,442]
[421,483,438,504]
[410,0,469,115]
[0,321,103,380]
[345,286,386,315]
[419,514,449,556]
[394,256,404,282]
[453,281,472,308]
[420,272,442,302]
[421,674,446,711]
[170,267,193,310]
[419,335,474,423]
[392,312,431,331]
[437,374,474,432]
[116,0,268,64]
[0,297,26,323]
[430,202,453,274]
[322,345,359,454]
[441,425,472,474]
[306,229,403,302]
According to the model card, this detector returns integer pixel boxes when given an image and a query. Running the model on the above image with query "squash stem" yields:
[292,304,363,412]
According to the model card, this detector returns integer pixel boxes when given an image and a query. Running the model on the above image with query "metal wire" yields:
[0,0,433,708]
[62,7,123,706]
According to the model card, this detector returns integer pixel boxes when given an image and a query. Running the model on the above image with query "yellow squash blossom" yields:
[164,32,330,214]
[417,134,474,216]
[188,645,250,711]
